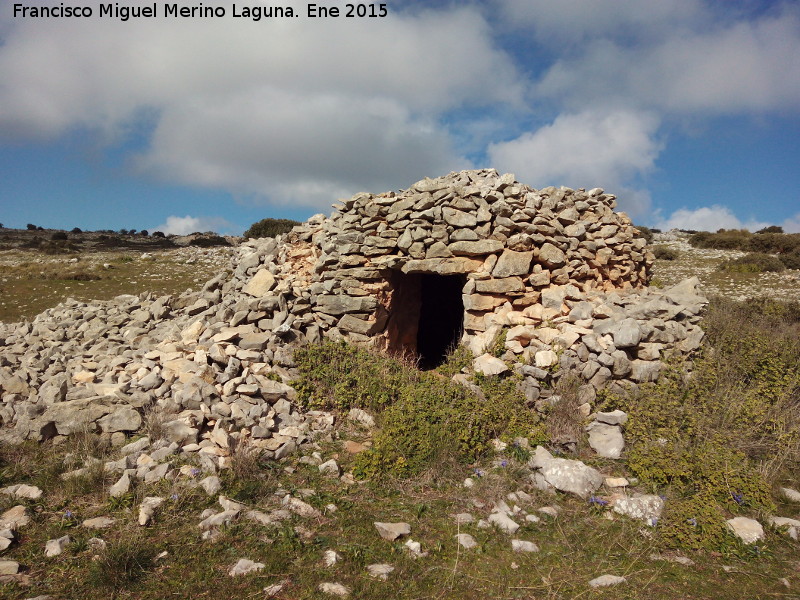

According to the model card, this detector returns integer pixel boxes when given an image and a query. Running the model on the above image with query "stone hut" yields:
[259,169,653,369]
[0,169,708,449]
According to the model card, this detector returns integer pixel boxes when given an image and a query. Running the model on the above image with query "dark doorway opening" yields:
[386,271,465,370]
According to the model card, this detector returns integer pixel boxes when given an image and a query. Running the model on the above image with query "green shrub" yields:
[294,341,408,413]
[689,229,751,250]
[658,492,731,550]
[688,228,800,254]
[244,218,300,239]
[189,235,230,247]
[718,253,785,273]
[743,297,800,323]
[747,232,800,254]
[652,245,679,260]
[756,225,784,234]
[779,250,800,270]
[600,297,799,549]
[294,341,539,477]
[435,345,473,378]
[634,225,654,244]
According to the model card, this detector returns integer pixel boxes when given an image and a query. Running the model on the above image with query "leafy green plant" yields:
[295,341,539,478]
[634,225,654,244]
[718,253,785,273]
[604,297,799,549]
[652,245,679,260]
[243,218,300,239]
[778,249,800,270]
[189,235,230,247]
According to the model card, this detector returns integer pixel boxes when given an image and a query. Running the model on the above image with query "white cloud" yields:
[782,213,800,234]
[486,109,661,219]
[136,90,466,209]
[653,205,771,232]
[151,215,240,236]
[0,2,520,206]
[495,0,707,42]
[533,5,800,115]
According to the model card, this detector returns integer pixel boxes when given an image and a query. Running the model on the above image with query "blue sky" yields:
[1,0,798,235]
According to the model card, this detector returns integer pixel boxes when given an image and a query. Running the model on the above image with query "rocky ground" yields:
[0,226,798,599]
[650,230,800,302]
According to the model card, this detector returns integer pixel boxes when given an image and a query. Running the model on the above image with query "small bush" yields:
[41,240,80,255]
[542,375,584,451]
[658,492,731,550]
[87,534,156,592]
[26,223,38,231]
[652,245,679,260]
[689,229,752,250]
[70,227,82,234]
[244,218,301,239]
[747,232,800,254]
[600,297,799,550]
[151,231,165,238]
[50,231,68,241]
[189,235,230,247]
[756,225,784,234]
[718,253,785,273]
[779,250,800,270]
[634,225,654,244]
[294,341,539,477]
[689,228,800,254]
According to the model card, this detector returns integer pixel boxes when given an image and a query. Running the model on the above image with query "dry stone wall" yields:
[309,169,652,350]
[0,169,707,459]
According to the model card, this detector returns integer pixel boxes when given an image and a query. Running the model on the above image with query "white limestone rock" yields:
[374,521,411,541]
[318,582,351,597]
[367,563,395,580]
[229,558,265,576]
[456,533,478,549]
[588,574,626,588]
[529,446,603,499]
[488,512,520,534]
[44,535,70,557]
[726,517,765,544]
[586,422,624,459]
[511,539,539,553]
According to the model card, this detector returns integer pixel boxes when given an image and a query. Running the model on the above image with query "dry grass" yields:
[0,246,232,322]
[543,375,585,452]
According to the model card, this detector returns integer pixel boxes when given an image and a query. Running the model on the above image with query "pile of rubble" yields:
[0,170,707,460]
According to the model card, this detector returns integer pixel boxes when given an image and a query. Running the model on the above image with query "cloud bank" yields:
[0,0,799,220]
[151,215,240,236]
[654,206,800,233]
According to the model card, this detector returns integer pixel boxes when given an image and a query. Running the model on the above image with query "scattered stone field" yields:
[650,231,800,302]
